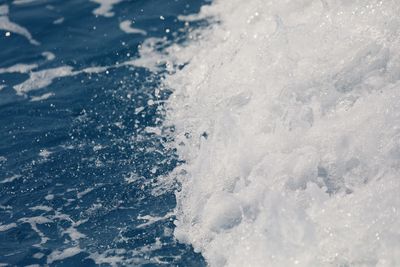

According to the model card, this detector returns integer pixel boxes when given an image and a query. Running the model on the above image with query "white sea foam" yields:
[29,205,53,212]
[123,37,185,72]
[44,194,54,201]
[88,251,125,267]
[90,0,122,17]
[47,247,82,264]
[12,65,107,96]
[32,252,45,259]
[53,17,64,25]
[30,92,55,102]
[0,223,17,232]
[18,216,52,245]
[0,174,22,184]
[5,53,161,99]
[12,0,39,5]
[0,63,37,74]
[0,4,39,45]
[136,212,173,229]
[62,226,86,241]
[148,1,400,266]
[38,149,52,159]
[42,51,55,61]
[119,20,147,36]
[13,66,74,95]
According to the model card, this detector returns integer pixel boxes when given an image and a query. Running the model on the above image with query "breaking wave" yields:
[153,0,400,266]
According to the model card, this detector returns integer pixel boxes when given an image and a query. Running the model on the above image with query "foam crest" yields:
[159,1,400,266]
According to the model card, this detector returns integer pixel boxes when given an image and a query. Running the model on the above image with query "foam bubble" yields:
[30,92,55,102]
[0,63,38,74]
[0,4,39,45]
[156,0,400,266]
[12,0,40,5]
[0,174,22,184]
[53,17,64,25]
[119,20,147,35]
[42,51,55,61]
[90,0,122,18]
[38,149,52,159]
[11,64,108,97]
[0,223,17,232]
[47,247,82,264]
[18,216,52,245]
[13,66,74,95]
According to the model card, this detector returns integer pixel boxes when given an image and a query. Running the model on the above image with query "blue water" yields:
[0,0,206,265]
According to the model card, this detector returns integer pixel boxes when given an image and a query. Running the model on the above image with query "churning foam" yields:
[157,0,400,266]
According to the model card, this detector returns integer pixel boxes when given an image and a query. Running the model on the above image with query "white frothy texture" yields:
[30,92,55,102]
[90,0,122,17]
[0,63,38,74]
[42,51,55,61]
[12,64,109,96]
[53,17,64,25]
[119,20,147,36]
[154,1,400,266]
[3,56,149,99]
[0,5,39,45]
[46,247,82,264]
[14,66,74,95]
[1,174,22,184]
[12,0,40,5]
[0,223,17,232]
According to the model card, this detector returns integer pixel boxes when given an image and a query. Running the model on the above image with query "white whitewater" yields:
[149,0,400,266]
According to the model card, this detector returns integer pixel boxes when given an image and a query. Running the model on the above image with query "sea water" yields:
[1,0,400,266]
[0,0,206,266]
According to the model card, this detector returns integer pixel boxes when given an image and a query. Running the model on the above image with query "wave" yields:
[153,0,400,266]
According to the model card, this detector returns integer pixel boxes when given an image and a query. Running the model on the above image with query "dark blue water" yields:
[0,0,206,265]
